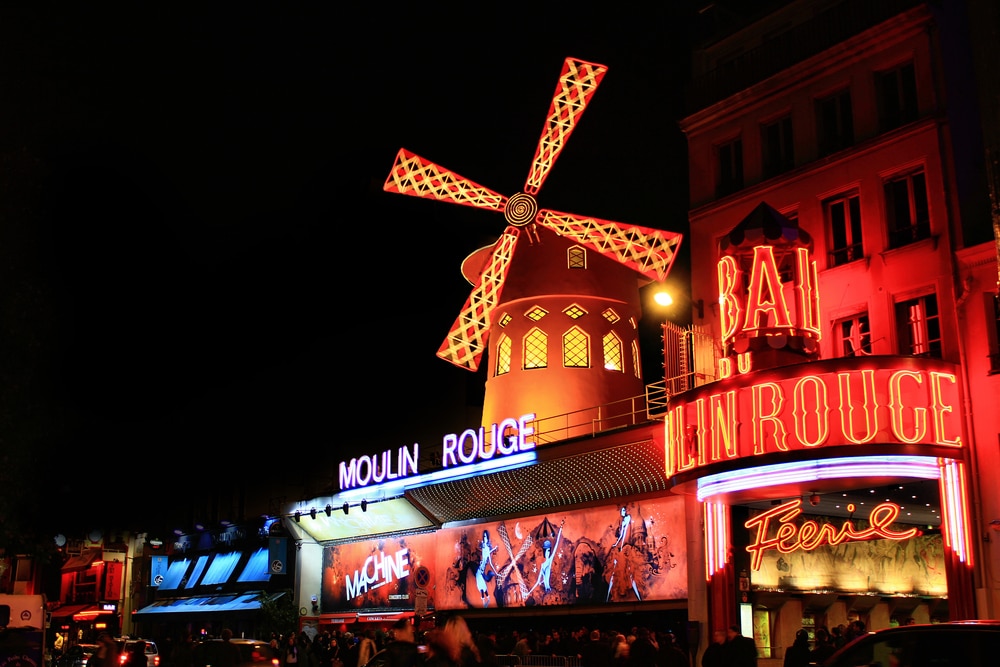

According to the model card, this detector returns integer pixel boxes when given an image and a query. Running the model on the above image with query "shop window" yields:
[988,293,1000,374]
[895,294,941,358]
[562,326,589,368]
[876,61,918,133]
[816,88,853,157]
[884,169,930,249]
[826,192,863,266]
[761,114,794,178]
[835,313,872,357]
[717,136,744,197]
[495,333,512,376]
[567,245,586,269]
[524,328,548,369]
[603,332,623,372]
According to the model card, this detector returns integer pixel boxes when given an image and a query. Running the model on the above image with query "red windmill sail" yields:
[384,57,682,372]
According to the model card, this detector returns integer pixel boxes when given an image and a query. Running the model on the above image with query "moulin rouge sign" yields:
[664,243,964,478]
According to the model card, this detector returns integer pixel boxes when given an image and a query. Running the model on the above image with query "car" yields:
[359,650,389,667]
[55,644,100,667]
[115,639,159,667]
[192,638,280,667]
[819,621,1000,667]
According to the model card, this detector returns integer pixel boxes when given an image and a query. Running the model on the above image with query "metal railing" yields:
[496,657,582,667]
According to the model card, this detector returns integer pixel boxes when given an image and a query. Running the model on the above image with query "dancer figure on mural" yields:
[476,529,499,607]
[528,519,564,595]
[607,505,641,601]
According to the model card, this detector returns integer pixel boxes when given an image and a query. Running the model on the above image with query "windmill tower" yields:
[384,57,683,439]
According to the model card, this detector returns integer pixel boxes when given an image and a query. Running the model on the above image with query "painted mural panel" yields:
[322,533,438,611]
[436,496,687,610]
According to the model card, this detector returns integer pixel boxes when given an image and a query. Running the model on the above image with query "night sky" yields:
[0,3,724,535]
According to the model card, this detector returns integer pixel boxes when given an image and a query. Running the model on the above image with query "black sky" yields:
[1,3,707,533]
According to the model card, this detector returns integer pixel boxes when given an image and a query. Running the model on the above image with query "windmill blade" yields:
[384,148,508,212]
[538,208,683,283]
[437,228,520,371]
[524,58,608,196]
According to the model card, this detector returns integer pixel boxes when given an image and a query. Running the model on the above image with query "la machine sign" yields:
[664,356,964,478]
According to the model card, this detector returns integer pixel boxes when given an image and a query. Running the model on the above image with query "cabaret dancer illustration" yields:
[476,529,499,607]
[607,505,641,601]
[528,519,564,596]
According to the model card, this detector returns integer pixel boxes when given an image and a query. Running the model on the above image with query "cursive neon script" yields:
[744,499,919,570]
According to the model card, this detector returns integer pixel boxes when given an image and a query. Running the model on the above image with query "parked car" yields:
[193,638,279,667]
[56,644,100,667]
[819,621,1000,667]
[359,650,389,667]
[115,639,159,667]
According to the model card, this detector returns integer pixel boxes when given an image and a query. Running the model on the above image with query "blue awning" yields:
[135,591,282,615]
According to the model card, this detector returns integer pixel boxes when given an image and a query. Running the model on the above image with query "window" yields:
[495,334,512,375]
[524,328,548,369]
[895,294,941,358]
[761,115,794,178]
[562,327,589,368]
[603,332,623,371]
[568,246,586,269]
[632,340,641,379]
[884,170,930,248]
[835,313,872,357]
[826,192,863,266]
[816,89,853,156]
[876,62,918,133]
[717,137,743,196]
[988,294,1000,374]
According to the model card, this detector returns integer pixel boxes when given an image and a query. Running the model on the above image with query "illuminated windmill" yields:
[384,57,683,435]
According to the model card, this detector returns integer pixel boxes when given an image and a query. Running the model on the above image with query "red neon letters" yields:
[744,498,919,570]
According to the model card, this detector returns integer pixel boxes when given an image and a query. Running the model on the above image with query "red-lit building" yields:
[276,2,999,666]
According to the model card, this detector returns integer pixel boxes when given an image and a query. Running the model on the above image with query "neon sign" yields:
[340,413,537,491]
[744,498,919,570]
[664,358,962,478]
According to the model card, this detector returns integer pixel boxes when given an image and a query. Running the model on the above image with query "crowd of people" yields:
[240,618,696,667]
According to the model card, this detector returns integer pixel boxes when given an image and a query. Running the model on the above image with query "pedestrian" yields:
[783,630,811,667]
[357,630,377,667]
[627,627,659,667]
[809,628,835,665]
[217,629,242,667]
[701,630,726,667]
[385,618,422,667]
[422,629,458,667]
[725,625,757,667]
[658,631,688,667]
[89,633,120,667]
[170,635,196,667]
[284,633,302,667]
[442,616,480,667]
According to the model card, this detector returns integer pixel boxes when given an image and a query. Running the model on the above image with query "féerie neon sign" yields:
[744,498,919,570]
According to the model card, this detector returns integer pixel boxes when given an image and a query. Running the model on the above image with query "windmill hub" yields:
[504,192,538,227]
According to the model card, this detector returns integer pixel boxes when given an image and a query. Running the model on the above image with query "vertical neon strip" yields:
[939,458,973,566]
[704,500,729,581]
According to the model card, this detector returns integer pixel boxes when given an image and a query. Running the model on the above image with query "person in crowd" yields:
[123,642,149,667]
[611,633,630,667]
[726,625,757,667]
[701,630,727,667]
[443,616,480,667]
[89,633,120,667]
[340,634,358,667]
[217,629,242,667]
[357,630,377,667]
[579,630,612,667]
[511,632,532,663]
[783,630,811,667]
[626,627,659,667]
[658,631,688,667]
[283,632,302,667]
[170,635,196,667]
[474,631,498,667]
[422,629,458,667]
[385,618,421,667]
[809,628,836,665]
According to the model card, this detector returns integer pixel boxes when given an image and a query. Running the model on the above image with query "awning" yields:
[50,605,93,619]
[356,611,413,623]
[135,591,281,616]
[61,549,101,573]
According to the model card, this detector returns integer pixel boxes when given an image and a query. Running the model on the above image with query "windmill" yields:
[384,57,683,435]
